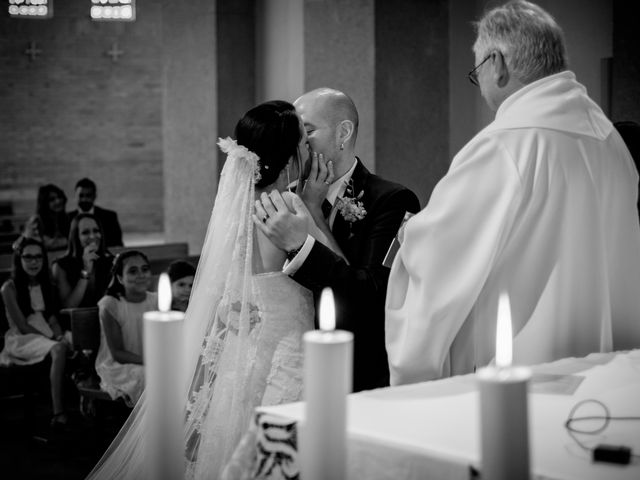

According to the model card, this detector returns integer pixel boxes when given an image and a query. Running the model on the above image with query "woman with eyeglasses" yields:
[0,238,71,428]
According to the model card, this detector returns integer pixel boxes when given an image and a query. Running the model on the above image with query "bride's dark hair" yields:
[234,100,302,188]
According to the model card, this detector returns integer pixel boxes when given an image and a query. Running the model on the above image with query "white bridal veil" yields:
[87,138,261,479]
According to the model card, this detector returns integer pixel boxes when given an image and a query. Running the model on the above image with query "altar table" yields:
[226,350,640,479]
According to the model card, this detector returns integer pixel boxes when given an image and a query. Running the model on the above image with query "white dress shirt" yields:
[284,159,357,275]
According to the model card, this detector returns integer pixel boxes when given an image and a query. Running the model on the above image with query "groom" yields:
[256,88,420,392]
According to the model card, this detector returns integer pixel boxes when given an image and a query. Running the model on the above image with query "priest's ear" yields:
[492,51,510,88]
[336,120,355,148]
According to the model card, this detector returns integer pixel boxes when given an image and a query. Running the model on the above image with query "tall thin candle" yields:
[300,288,353,480]
[143,273,185,480]
[477,292,531,480]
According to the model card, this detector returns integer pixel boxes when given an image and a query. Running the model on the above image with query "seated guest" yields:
[0,239,71,428]
[95,250,156,407]
[37,184,70,251]
[167,259,196,312]
[52,213,114,309]
[68,177,123,247]
[11,214,44,251]
[386,1,640,385]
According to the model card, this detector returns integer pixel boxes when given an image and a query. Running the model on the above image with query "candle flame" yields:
[495,292,512,368]
[158,273,172,313]
[319,288,335,331]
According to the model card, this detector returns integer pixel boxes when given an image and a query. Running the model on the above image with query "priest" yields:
[385,0,640,385]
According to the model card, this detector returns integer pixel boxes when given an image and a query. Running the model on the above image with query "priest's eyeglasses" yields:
[468,55,492,86]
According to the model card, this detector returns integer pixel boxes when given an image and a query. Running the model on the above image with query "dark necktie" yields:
[322,199,332,219]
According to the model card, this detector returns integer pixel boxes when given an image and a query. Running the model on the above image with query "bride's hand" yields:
[301,152,334,217]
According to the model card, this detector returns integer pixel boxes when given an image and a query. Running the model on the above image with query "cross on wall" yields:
[21,40,126,62]
[24,41,42,61]
[106,42,124,62]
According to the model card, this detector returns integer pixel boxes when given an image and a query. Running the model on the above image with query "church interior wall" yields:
[0,0,164,235]
[1,0,638,251]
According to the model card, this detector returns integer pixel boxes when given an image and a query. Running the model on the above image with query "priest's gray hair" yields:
[473,0,567,84]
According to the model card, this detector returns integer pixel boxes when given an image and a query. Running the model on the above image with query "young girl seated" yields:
[0,238,70,427]
[95,250,156,407]
[167,259,196,312]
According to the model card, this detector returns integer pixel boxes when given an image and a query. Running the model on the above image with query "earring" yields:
[340,143,344,151]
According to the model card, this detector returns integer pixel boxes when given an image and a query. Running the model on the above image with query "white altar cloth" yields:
[234,350,640,480]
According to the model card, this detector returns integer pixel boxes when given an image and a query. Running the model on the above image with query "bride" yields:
[87,100,341,479]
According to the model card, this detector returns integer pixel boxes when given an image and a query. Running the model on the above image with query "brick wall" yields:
[0,1,163,234]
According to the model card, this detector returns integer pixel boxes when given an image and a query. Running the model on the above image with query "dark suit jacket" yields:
[68,205,123,247]
[292,159,420,392]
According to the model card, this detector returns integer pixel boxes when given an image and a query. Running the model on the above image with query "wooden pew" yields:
[0,233,20,254]
[110,242,189,263]
[0,232,20,244]
[0,254,12,271]
[110,242,192,278]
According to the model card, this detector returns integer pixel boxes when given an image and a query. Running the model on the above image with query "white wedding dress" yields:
[87,138,314,480]
[185,272,313,478]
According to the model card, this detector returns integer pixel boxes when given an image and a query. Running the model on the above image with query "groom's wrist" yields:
[286,243,304,260]
[283,236,315,275]
[285,231,308,257]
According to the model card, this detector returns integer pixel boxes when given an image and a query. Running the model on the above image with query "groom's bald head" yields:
[295,88,359,144]
[294,88,359,177]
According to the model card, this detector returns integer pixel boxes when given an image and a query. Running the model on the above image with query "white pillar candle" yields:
[301,288,353,480]
[477,292,531,480]
[143,273,185,480]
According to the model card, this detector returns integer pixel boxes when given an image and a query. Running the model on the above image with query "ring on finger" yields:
[324,180,331,185]
[263,214,269,223]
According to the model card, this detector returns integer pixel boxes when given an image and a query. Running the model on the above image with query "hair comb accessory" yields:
[217,137,262,184]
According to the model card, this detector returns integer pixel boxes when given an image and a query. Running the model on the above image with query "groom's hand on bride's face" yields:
[301,152,334,214]
[253,190,309,252]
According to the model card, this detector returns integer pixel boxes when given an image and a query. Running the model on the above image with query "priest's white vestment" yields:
[386,71,640,385]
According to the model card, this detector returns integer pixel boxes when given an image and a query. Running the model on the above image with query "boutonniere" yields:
[336,179,367,223]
